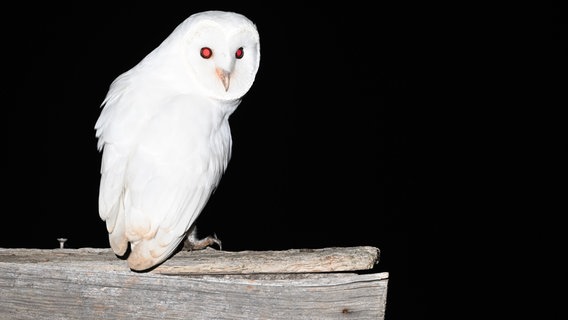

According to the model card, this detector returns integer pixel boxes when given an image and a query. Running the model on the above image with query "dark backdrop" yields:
[3,4,448,320]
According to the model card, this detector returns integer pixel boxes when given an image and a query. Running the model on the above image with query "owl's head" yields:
[175,11,260,101]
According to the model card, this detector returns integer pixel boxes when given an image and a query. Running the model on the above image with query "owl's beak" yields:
[216,68,231,92]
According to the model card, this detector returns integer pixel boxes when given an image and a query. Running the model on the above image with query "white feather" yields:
[95,11,260,270]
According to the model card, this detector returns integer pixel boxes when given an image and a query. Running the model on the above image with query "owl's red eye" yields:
[235,47,244,59]
[200,47,212,59]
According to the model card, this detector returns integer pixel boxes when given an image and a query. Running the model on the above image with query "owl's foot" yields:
[183,232,222,251]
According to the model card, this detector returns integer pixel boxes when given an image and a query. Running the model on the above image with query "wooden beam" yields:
[0,246,388,319]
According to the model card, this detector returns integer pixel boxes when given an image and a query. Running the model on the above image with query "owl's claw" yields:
[183,233,222,251]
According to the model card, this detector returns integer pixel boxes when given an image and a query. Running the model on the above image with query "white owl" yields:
[94,11,260,271]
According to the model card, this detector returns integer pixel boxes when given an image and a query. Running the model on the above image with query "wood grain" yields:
[0,246,388,319]
[0,246,380,274]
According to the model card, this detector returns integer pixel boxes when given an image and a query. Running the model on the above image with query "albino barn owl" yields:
[94,10,260,271]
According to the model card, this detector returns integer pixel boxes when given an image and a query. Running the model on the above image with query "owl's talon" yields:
[183,233,222,251]
[212,233,222,250]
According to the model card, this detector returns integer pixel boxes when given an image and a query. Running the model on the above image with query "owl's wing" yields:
[97,90,229,271]
[125,95,229,271]
[95,72,137,256]
[122,146,216,271]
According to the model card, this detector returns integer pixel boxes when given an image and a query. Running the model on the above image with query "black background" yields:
[0,4,477,319]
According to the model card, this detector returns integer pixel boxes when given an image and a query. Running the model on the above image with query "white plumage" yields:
[94,11,260,271]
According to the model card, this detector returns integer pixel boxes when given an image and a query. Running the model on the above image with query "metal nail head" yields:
[57,238,67,249]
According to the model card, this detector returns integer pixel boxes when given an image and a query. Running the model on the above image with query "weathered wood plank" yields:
[0,247,388,319]
[0,246,380,274]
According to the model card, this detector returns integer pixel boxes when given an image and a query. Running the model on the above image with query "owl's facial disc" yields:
[183,18,259,100]
[216,68,230,91]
